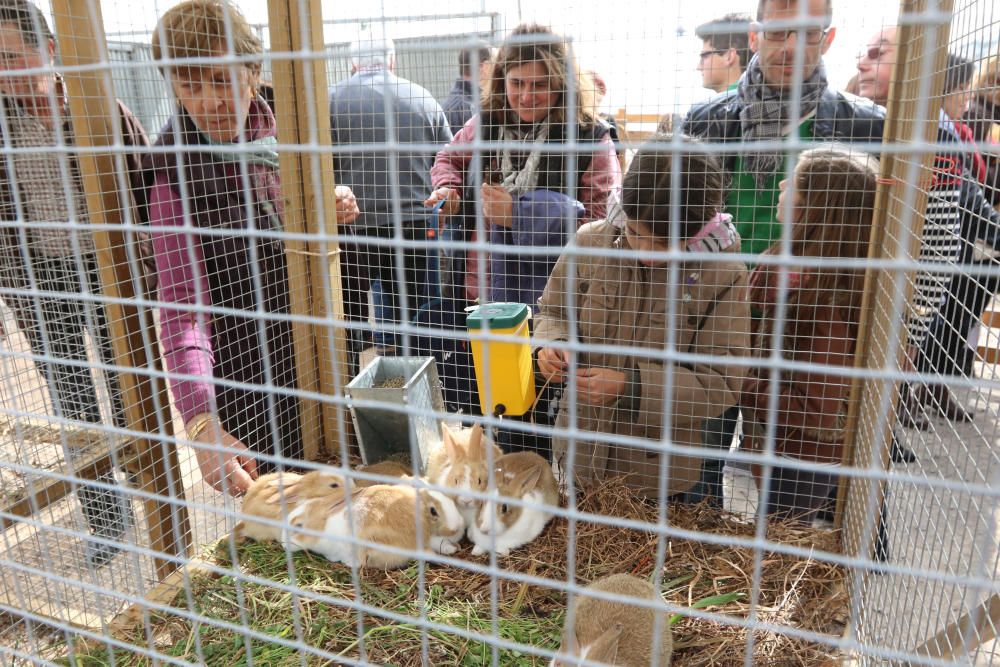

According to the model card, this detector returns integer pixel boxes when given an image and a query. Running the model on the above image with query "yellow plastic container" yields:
[467,303,536,417]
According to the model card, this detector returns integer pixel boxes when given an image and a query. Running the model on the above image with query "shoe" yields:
[896,383,930,430]
[922,384,973,423]
[890,433,917,464]
[79,475,134,568]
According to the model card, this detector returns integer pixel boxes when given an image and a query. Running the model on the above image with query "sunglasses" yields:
[859,45,891,62]
[760,28,830,44]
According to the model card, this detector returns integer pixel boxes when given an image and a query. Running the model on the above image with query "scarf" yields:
[737,54,828,188]
[3,94,93,257]
[497,121,552,196]
[686,212,738,253]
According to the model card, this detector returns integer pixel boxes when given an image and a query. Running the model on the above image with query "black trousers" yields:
[0,249,130,540]
[340,225,432,369]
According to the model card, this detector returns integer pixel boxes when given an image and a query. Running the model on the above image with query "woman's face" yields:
[623,218,669,267]
[505,61,558,124]
[171,59,256,142]
[776,178,802,224]
[0,21,55,102]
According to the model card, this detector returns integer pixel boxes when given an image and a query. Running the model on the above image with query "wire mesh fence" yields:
[0,0,997,665]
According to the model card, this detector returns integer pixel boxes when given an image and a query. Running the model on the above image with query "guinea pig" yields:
[425,423,502,530]
[469,451,559,556]
[551,573,672,667]
[292,483,465,569]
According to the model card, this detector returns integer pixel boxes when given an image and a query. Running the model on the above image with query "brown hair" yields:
[760,145,879,315]
[756,0,833,28]
[151,0,262,76]
[695,13,752,69]
[481,23,598,128]
[620,133,727,241]
[0,0,52,47]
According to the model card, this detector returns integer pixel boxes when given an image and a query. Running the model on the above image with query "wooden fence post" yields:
[267,0,350,460]
[51,0,191,579]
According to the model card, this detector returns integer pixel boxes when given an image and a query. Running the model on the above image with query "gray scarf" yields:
[497,121,551,196]
[737,54,828,188]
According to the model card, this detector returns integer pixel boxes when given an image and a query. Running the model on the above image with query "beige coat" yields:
[533,220,751,499]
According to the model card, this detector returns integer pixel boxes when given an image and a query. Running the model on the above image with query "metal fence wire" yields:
[0,0,998,665]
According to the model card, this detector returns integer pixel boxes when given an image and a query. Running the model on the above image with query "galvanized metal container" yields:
[344,356,445,473]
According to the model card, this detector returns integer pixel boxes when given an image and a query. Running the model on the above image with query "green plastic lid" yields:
[466,303,530,330]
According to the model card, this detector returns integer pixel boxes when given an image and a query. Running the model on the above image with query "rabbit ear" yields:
[263,480,302,504]
[585,623,623,665]
[516,465,543,494]
[468,424,484,453]
[441,424,461,461]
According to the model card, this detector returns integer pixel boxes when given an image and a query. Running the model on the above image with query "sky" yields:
[35,0,998,115]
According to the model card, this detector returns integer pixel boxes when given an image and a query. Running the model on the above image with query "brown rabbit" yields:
[235,469,347,544]
[552,574,672,667]
[469,451,559,556]
[356,459,414,483]
[291,484,465,569]
[425,423,502,529]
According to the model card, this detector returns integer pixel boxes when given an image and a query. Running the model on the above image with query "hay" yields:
[70,477,848,666]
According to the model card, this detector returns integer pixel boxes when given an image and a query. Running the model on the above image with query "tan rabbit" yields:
[355,459,414,483]
[291,484,465,569]
[469,451,559,556]
[426,423,503,530]
[551,574,672,667]
[235,469,348,544]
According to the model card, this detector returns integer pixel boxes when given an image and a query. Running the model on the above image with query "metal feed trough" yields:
[345,356,445,473]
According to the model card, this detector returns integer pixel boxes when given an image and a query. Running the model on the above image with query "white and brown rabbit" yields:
[551,573,672,667]
[235,469,348,544]
[469,451,559,556]
[291,483,465,569]
[426,423,502,530]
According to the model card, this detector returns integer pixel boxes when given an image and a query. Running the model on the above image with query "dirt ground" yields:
[0,303,998,666]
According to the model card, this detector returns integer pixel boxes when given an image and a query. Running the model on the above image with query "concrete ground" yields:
[1,308,998,665]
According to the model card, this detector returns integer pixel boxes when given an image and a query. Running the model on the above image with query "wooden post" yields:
[267,0,350,460]
[51,0,191,578]
[836,0,954,617]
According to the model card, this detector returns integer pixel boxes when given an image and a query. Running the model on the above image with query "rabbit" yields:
[291,483,465,569]
[425,422,503,530]
[551,573,672,667]
[355,459,414,483]
[234,469,348,544]
[469,451,559,556]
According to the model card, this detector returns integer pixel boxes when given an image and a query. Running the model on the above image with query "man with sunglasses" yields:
[695,13,752,94]
[681,0,884,509]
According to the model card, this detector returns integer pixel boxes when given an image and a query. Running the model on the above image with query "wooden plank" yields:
[910,593,1000,662]
[836,0,954,622]
[50,0,190,581]
[976,345,1000,365]
[980,310,1000,329]
[267,0,350,461]
[108,558,216,640]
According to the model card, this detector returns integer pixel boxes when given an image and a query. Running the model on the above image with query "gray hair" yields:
[350,37,395,70]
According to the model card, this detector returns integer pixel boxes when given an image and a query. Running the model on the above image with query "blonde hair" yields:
[481,23,598,128]
[151,0,262,75]
[972,55,1000,107]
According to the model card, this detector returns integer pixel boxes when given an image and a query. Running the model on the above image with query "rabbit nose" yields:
[458,496,474,507]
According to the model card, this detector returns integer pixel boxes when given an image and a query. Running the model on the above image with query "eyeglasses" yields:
[699,49,725,60]
[760,28,830,45]
[858,45,891,62]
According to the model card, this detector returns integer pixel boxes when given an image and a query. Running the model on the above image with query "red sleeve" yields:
[579,132,621,221]
[430,115,477,189]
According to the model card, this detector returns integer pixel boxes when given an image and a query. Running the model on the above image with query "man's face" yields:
[0,22,54,101]
[749,0,835,89]
[856,26,897,106]
[697,39,732,92]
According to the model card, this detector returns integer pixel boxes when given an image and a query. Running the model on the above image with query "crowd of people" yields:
[1,0,998,567]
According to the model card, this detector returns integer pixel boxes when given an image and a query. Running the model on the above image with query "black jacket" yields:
[681,87,885,171]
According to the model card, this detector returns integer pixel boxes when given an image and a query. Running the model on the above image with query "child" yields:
[532,135,750,500]
[740,146,879,520]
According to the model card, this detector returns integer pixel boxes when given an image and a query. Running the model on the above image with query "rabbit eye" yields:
[477,477,483,486]
[501,503,509,514]
[329,482,340,488]
[429,506,439,517]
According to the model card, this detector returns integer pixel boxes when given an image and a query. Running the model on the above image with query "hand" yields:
[537,347,569,383]
[189,415,258,496]
[424,187,461,218]
[335,185,359,225]
[575,367,627,406]
[481,184,513,228]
